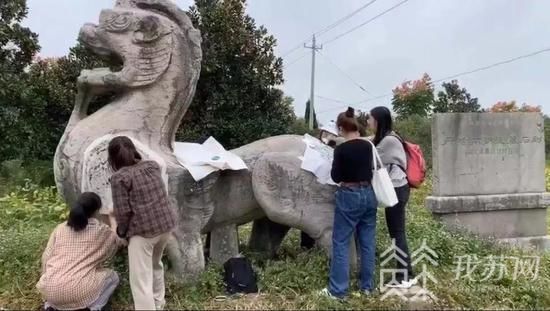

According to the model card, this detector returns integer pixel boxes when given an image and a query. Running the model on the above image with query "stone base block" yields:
[426,193,550,214]
[499,235,550,251]
[426,193,549,239]
[435,208,547,239]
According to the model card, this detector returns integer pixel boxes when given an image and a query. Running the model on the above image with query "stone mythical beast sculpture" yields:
[54,0,337,281]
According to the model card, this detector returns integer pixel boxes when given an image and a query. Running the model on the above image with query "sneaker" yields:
[386,278,418,289]
[361,289,373,296]
[318,288,339,300]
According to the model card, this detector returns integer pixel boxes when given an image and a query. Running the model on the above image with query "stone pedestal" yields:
[426,113,549,250]
[210,224,239,265]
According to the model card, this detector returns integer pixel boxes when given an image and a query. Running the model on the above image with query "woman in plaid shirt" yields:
[108,136,177,310]
[37,192,124,311]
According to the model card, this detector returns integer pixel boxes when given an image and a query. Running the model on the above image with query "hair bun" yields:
[345,106,355,117]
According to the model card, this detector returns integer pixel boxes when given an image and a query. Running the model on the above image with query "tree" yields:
[0,0,41,160]
[391,73,434,119]
[177,0,295,149]
[0,43,109,161]
[356,110,370,136]
[489,101,542,113]
[0,0,40,72]
[304,100,319,129]
[433,80,480,113]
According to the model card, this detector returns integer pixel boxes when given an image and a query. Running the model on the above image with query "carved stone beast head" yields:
[78,0,200,88]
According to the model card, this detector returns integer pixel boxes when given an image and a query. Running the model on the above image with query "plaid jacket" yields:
[111,161,177,238]
[37,219,123,309]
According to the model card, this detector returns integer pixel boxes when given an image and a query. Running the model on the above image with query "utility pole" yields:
[304,35,322,130]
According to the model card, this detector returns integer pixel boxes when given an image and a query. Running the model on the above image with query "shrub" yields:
[394,115,432,168]
[0,181,66,228]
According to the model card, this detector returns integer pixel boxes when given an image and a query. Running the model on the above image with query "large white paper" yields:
[173,137,248,181]
[300,134,337,185]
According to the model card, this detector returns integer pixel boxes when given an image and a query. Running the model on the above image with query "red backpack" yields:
[391,135,426,188]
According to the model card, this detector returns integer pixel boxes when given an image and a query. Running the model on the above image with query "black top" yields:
[331,139,374,183]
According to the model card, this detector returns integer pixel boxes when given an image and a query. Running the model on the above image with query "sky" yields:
[24,0,550,125]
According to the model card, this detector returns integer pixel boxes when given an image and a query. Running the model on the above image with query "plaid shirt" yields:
[111,161,177,238]
[37,219,123,309]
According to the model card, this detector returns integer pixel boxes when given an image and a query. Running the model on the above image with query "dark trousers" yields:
[300,231,315,249]
[385,184,414,281]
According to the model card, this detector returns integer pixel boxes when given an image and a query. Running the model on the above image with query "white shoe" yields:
[386,278,417,289]
[407,277,418,287]
[318,288,339,300]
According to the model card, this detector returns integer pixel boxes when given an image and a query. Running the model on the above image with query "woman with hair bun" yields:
[319,107,378,299]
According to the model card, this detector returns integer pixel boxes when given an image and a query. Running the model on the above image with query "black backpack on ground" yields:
[223,257,258,294]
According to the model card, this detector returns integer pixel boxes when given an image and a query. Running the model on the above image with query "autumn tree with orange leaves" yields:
[391,73,435,119]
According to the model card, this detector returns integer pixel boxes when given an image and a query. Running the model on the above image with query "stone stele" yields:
[426,112,550,250]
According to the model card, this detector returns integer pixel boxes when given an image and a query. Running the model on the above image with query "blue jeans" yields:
[329,185,378,297]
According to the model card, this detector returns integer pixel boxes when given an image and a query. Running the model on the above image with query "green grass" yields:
[1,173,550,309]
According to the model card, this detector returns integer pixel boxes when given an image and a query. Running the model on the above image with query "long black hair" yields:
[67,192,102,232]
[108,136,142,172]
[370,106,393,146]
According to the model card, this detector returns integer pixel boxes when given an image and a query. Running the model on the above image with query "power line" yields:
[316,95,352,105]
[317,50,372,95]
[316,0,378,37]
[321,0,410,46]
[283,52,309,69]
[280,0,379,58]
[316,46,550,114]
[317,94,390,114]
[430,47,550,84]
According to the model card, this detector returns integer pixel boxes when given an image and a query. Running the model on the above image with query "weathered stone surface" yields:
[54,0,343,283]
[54,0,202,208]
[428,112,548,250]
[499,235,550,251]
[210,224,239,265]
[437,208,548,238]
[426,193,550,213]
[202,135,337,254]
[431,113,545,196]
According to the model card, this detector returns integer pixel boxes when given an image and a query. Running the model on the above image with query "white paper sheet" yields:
[173,137,248,181]
[300,134,337,185]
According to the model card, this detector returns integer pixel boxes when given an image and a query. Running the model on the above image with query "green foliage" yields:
[0,0,40,72]
[356,110,370,136]
[433,80,480,113]
[0,0,42,161]
[288,118,318,136]
[490,101,542,113]
[304,100,319,129]
[0,222,56,307]
[2,0,296,160]
[0,44,110,161]
[391,73,434,119]
[0,160,55,196]
[0,181,66,228]
[177,0,295,149]
[394,115,432,167]
[0,47,116,161]
[3,172,550,309]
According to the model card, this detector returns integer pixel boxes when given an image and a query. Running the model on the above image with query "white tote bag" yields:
[368,140,398,208]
